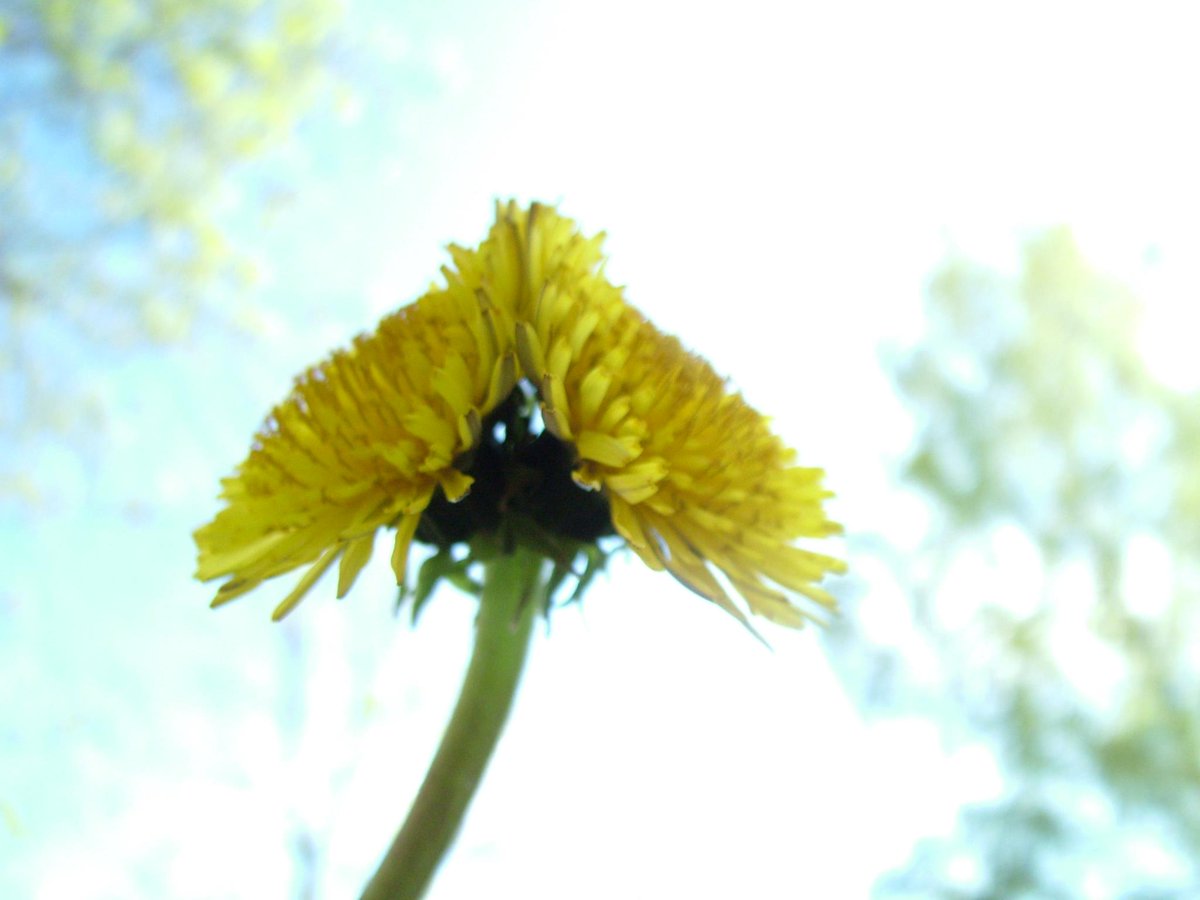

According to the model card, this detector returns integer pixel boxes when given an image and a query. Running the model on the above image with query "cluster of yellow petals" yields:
[195,201,844,626]
[194,287,517,620]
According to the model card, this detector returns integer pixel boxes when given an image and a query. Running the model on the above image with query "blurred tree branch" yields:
[832,230,1200,897]
[0,0,345,500]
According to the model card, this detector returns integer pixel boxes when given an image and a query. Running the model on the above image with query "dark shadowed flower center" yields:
[415,387,616,548]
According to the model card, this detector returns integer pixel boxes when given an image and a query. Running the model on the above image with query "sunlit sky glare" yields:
[278,4,1198,895]
[7,2,1200,897]
[331,0,1200,439]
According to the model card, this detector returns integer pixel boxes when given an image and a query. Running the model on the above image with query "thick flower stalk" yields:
[195,201,845,898]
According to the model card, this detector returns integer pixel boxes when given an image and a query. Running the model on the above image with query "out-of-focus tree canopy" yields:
[834,230,1200,897]
[0,0,343,497]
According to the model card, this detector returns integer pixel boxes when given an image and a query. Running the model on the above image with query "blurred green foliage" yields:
[844,231,1200,896]
[0,0,343,498]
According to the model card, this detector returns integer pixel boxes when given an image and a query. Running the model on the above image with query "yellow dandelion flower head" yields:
[195,201,844,628]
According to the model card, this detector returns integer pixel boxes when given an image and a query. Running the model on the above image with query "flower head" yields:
[195,202,844,627]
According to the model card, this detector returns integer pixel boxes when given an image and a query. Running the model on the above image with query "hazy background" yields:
[4,1,1199,897]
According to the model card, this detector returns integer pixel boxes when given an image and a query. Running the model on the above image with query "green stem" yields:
[361,545,544,900]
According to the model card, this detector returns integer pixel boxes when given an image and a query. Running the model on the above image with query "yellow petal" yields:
[336,532,376,598]
[389,513,422,585]
[438,468,474,503]
[485,353,517,409]
[457,409,481,448]
[576,430,640,467]
[578,365,612,424]
[209,578,263,609]
[540,374,573,440]
[431,352,473,414]
[609,496,651,550]
[272,545,341,621]
[516,321,546,381]
[405,405,456,450]
[195,530,287,580]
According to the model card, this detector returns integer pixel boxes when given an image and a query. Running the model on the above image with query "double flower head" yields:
[194,202,844,633]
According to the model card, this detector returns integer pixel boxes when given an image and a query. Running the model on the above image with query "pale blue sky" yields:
[4,1,1199,897]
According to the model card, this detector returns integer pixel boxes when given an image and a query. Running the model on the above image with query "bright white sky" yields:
[6,1,1200,898]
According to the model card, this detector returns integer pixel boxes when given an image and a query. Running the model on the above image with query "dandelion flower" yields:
[196,201,848,899]
[195,201,844,628]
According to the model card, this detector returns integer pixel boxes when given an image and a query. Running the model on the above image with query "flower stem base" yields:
[361,543,544,900]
